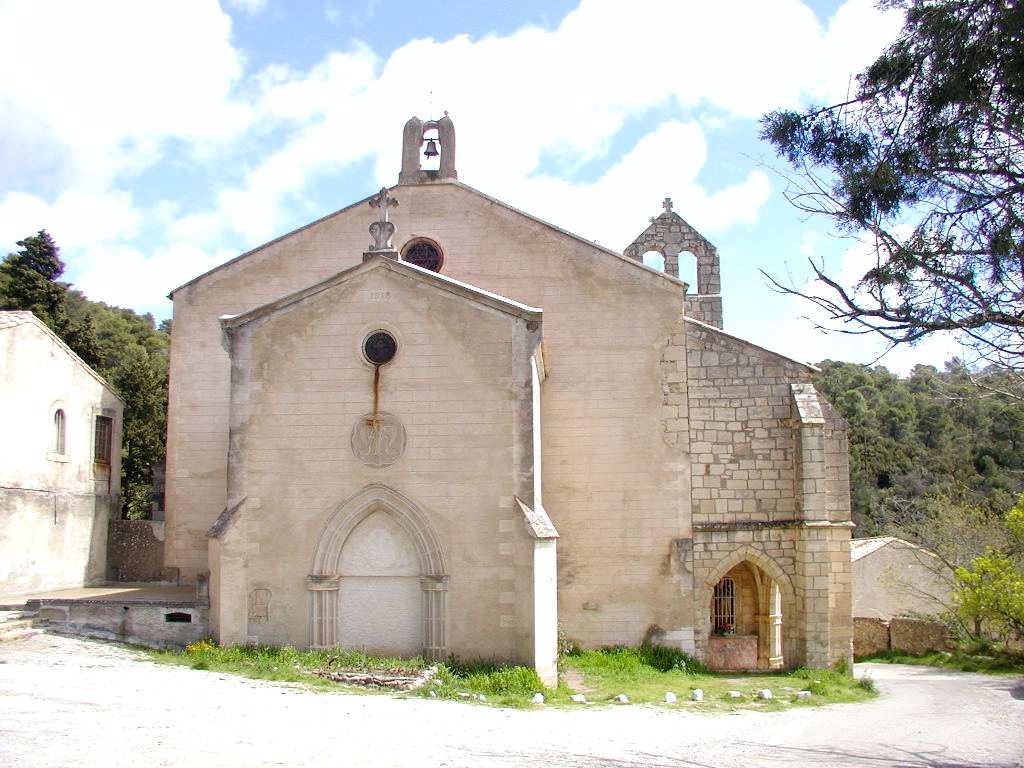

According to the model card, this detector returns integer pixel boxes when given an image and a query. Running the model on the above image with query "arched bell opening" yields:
[420,126,441,172]
[641,249,665,273]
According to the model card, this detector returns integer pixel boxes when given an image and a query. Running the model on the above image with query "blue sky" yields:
[0,0,961,370]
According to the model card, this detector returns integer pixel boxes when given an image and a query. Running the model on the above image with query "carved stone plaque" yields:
[351,411,406,467]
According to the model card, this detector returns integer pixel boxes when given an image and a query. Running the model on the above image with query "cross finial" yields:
[369,187,399,223]
[662,197,673,212]
[367,188,399,252]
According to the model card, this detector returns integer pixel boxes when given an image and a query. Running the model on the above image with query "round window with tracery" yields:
[402,239,443,272]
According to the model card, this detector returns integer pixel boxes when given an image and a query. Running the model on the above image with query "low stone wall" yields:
[890,617,949,655]
[707,634,758,671]
[853,617,890,657]
[34,600,208,649]
[854,616,949,657]
[107,520,175,582]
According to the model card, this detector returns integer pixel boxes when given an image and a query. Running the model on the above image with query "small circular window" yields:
[402,238,443,272]
[363,330,397,365]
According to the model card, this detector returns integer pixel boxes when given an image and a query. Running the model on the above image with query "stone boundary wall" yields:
[853,617,890,656]
[854,616,950,657]
[890,617,950,655]
[107,520,176,583]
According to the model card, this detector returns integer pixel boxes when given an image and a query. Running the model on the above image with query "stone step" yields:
[0,617,40,631]
[0,625,43,643]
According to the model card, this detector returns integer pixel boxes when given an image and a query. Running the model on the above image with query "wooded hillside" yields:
[814,360,1024,534]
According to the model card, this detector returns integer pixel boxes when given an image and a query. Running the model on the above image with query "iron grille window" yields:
[94,415,113,465]
[712,577,735,634]
[53,409,66,454]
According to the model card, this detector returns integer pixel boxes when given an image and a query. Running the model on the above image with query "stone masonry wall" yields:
[107,520,174,582]
[685,322,813,527]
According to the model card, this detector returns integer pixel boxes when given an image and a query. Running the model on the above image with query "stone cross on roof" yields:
[662,197,673,213]
[367,187,399,252]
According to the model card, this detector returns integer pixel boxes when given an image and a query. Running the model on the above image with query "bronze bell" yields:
[423,138,439,158]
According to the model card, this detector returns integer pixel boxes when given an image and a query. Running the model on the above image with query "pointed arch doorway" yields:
[308,484,448,659]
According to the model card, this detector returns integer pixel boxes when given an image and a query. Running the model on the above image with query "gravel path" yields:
[1,633,1021,767]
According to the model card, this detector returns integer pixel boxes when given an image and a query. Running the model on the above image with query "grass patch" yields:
[148,640,877,711]
[559,645,876,711]
[856,648,1024,675]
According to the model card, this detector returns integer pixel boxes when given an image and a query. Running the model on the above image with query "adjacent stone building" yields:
[164,115,854,682]
[0,311,124,594]
[852,537,952,620]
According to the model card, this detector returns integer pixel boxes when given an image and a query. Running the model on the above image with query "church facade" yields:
[165,116,853,683]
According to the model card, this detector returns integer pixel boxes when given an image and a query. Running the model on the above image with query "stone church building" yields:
[165,115,853,684]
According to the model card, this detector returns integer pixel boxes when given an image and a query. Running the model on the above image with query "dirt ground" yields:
[1,633,1022,767]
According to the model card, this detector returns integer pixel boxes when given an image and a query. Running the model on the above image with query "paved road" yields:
[1,633,1021,767]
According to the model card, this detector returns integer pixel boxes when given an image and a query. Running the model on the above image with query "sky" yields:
[0,0,964,372]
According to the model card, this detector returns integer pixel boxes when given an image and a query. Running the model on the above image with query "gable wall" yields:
[852,544,953,619]
[168,181,692,648]
[214,267,539,659]
[684,323,814,526]
[0,320,123,593]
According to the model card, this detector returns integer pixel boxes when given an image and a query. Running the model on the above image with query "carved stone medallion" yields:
[350,411,406,467]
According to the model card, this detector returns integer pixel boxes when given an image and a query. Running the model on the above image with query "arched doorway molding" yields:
[697,545,798,669]
[308,483,448,657]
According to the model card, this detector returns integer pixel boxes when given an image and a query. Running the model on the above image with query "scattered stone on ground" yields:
[796,691,812,700]
[531,693,544,704]
[569,694,586,704]
[727,690,742,699]
[690,689,704,702]
[614,694,629,704]
[757,689,773,700]
[474,694,486,702]
[311,664,437,691]
[664,692,677,703]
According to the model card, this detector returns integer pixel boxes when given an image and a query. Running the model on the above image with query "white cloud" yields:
[0,0,905,320]
[0,0,249,188]
[0,190,141,254]
[225,0,267,14]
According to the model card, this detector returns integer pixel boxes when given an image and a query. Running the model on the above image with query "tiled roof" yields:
[0,310,35,330]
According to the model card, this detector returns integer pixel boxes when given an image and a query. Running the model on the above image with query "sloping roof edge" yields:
[207,496,247,539]
[449,181,687,291]
[686,315,820,374]
[168,190,379,298]
[850,536,940,562]
[168,180,687,299]
[0,311,125,404]
[220,253,543,331]
[515,497,559,539]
